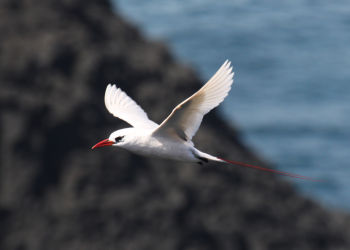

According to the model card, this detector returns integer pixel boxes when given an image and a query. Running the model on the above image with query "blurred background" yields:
[1,0,350,249]
[116,0,350,209]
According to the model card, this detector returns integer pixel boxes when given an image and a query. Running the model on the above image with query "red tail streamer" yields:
[217,157,322,182]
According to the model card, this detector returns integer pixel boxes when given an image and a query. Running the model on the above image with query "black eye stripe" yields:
[115,136,124,143]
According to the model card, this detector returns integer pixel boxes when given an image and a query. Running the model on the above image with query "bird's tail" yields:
[196,151,321,182]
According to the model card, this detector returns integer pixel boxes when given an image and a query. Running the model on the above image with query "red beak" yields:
[91,139,114,149]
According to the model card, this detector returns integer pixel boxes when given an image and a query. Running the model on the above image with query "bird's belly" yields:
[125,137,196,162]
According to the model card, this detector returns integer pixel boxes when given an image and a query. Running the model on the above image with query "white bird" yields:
[92,60,316,181]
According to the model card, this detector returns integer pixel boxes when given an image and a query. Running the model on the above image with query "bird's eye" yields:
[115,136,124,143]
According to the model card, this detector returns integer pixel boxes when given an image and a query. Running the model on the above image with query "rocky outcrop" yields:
[1,0,350,249]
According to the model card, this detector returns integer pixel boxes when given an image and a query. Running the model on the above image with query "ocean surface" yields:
[114,0,350,210]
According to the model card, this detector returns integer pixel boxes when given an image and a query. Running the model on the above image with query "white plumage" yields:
[93,60,315,180]
[95,60,234,163]
[104,60,233,141]
[104,84,158,129]
[154,60,233,140]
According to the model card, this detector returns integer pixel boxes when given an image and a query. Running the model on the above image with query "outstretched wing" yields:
[104,84,158,129]
[153,60,234,141]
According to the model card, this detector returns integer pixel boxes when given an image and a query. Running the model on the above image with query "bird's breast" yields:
[123,135,196,162]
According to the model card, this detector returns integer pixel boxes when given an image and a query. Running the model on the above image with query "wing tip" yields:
[223,59,231,67]
[222,59,234,75]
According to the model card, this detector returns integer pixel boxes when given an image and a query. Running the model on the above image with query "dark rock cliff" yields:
[1,0,350,249]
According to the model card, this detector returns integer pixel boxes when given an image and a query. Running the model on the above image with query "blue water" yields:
[114,0,350,210]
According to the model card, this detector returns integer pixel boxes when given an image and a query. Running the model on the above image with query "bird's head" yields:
[91,129,128,149]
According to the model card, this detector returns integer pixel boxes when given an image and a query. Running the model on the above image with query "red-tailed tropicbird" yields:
[92,60,317,181]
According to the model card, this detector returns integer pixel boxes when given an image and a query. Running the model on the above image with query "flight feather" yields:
[153,60,234,140]
[104,84,158,129]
